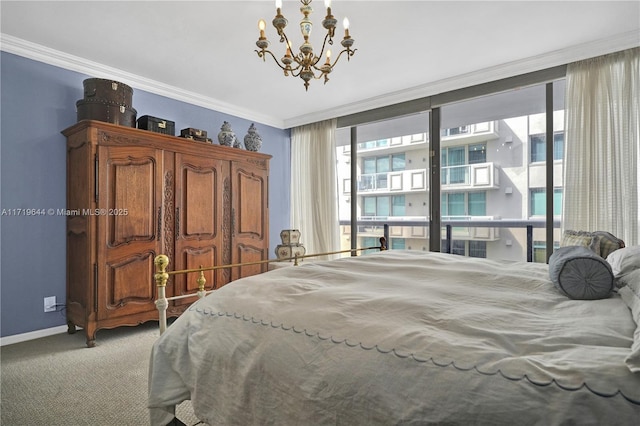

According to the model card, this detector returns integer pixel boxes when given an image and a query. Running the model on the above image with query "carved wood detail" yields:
[163,170,175,277]
[222,176,231,283]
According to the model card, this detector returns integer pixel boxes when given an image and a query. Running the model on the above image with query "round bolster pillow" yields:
[549,246,614,300]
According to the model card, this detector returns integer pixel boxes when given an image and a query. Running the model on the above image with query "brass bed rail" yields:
[153,237,387,335]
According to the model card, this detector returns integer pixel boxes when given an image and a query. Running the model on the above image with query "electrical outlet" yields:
[44,296,56,313]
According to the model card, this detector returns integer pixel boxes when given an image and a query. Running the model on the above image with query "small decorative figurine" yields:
[244,123,263,152]
[217,121,236,146]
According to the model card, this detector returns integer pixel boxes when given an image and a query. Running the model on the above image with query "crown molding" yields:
[0,33,285,129]
[3,30,638,130]
[283,30,640,129]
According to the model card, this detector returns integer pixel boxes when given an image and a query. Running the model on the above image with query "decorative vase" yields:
[217,121,236,146]
[275,244,306,261]
[280,229,301,245]
[244,123,263,152]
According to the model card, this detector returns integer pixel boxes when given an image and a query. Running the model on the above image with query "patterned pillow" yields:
[548,245,615,300]
[560,230,601,256]
[561,230,625,258]
[592,231,625,259]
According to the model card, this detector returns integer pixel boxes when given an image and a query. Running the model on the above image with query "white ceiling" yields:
[1,1,639,129]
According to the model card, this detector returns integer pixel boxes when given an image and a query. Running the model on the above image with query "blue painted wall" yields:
[0,51,291,338]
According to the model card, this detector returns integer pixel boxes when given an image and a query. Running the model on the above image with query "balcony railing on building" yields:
[354,169,428,194]
[441,162,500,190]
[441,122,499,145]
[340,218,561,262]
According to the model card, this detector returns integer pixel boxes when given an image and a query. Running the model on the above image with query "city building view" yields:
[336,81,566,262]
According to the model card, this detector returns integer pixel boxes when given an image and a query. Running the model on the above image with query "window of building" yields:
[391,238,406,250]
[530,188,562,216]
[363,195,406,218]
[533,240,559,263]
[469,241,487,258]
[530,132,564,163]
[442,126,469,137]
[468,143,487,164]
[442,192,486,217]
[361,154,406,191]
[452,240,466,255]
[468,192,486,216]
[359,139,390,150]
[442,193,465,217]
[442,146,467,184]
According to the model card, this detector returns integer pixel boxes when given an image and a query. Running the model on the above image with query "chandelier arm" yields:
[311,47,357,73]
[255,49,292,72]
[332,47,357,65]
[255,49,306,76]
[310,32,333,68]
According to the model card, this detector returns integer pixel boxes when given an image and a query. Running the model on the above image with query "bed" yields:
[148,249,640,425]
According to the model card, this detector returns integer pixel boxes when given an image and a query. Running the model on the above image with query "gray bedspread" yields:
[148,250,640,425]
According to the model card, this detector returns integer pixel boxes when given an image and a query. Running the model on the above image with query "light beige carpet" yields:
[1,321,200,426]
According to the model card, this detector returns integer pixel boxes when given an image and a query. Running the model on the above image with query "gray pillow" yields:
[549,246,614,300]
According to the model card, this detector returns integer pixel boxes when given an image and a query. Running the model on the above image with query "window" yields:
[442,193,465,217]
[442,126,469,137]
[361,236,379,254]
[391,238,406,250]
[442,146,466,184]
[359,139,390,150]
[362,195,405,218]
[468,144,486,164]
[336,79,568,262]
[468,192,486,216]
[442,192,486,217]
[451,240,466,255]
[530,188,562,216]
[361,154,406,191]
[530,132,564,162]
[533,240,559,263]
[469,241,487,258]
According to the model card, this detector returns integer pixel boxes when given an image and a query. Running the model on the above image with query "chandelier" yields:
[255,0,356,91]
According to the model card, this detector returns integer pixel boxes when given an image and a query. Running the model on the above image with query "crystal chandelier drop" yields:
[255,0,356,91]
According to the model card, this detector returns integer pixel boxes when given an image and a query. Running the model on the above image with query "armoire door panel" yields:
[182,246,217,291]
[176,154,226,241]
[183,168,216,238]
[236,170,265,238]
[100,251,156,320]
[107,156,157,246]
[232,244,267,280]
[101,147,162,248]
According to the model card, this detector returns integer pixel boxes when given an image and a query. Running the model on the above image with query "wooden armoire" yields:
[62,120,270,347]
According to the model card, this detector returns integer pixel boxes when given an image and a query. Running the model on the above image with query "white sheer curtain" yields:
[290,119,340,256]
[563,47,640,245]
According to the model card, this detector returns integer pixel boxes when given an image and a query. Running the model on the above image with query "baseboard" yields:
[0,325,69,347]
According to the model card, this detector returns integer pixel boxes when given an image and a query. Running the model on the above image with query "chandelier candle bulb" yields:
[258,19,266,38]
[343,17,350,38]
